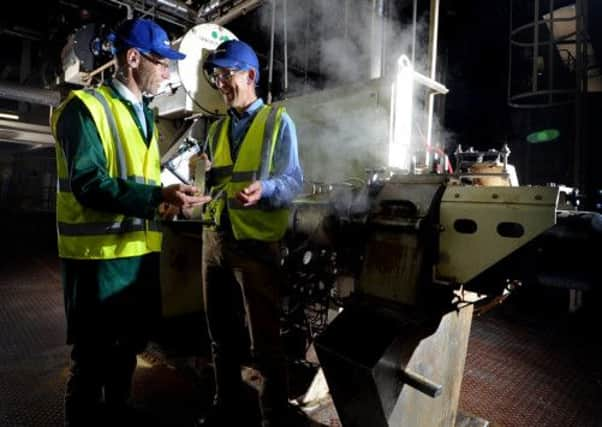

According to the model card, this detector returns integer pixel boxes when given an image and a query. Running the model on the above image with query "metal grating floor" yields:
[1,233,601,426]
[460,294,602,427]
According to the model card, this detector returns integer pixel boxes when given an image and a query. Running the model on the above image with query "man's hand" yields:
[236,181,262,207]
[157,202,180,220]
[162,183,211,208]
[189,153,211,181]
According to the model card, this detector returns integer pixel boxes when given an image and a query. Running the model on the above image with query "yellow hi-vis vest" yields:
[50,85,162,259]
[203,104,290,242]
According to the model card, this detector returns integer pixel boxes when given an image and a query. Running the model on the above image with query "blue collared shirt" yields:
[222,98,303,208]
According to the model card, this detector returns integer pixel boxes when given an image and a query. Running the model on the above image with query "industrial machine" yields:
[56,9,602,427]
[282,158,559,427]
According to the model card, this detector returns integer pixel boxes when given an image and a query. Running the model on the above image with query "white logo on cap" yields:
[163,40,170,46]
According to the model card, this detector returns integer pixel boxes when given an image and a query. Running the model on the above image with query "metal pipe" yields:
[400,368,443,398]
[574,0,587,192]
[81,59,118,86]
[344,0,350,40]
[428,0,440,81]
[548,0,555,104]
[425,0,441,165]
[508,0,513,106]
[0,119,53,134]
[198,0,228,20]
[412,0,418,64]
[283,0,288,94]
[303,1,310,93]
[105,0,191,27]
[148,0,196,21]
[267,0,276,104]
[0,81,61,107]
[1,28,42,41]
[413,70,448,94]
[107,0,133,18]
[212,0,265,26]
[532,0,540,92]
[0,119,54,145]
[19,39,32,113]
[370,0,385,79]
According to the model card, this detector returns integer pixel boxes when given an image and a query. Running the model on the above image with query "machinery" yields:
[56,7,602,427]
[283,161,558,427]
[281,143,601,427]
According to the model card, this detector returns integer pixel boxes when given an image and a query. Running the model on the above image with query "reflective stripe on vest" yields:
[204,105,290,241]
[51,86,162,259]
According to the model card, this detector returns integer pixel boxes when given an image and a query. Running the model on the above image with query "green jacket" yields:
[54,83,163,303]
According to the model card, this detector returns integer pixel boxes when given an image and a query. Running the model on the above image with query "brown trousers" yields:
[202,229,288,425]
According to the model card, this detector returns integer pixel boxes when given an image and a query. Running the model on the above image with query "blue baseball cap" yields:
[204,40,260,82]
[113,18,185,60]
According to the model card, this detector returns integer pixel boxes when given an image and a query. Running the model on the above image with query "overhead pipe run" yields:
[267,0,276,104]
[0,81,61,107]
[370,0,386,80]
[212,0,265,26]
[105,0,197,26]
[0,119,55,146]
[198,0,229,20]
[153,0,197,22]
[425,0,441,167]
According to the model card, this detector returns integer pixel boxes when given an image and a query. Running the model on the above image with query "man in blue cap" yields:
[51,18,210,426]
[192,40,303,426]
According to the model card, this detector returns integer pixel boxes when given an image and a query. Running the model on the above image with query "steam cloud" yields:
[254,0,452,186]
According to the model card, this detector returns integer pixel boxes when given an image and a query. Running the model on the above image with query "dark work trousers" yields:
[62,253,160,427]
[202,229,288,426]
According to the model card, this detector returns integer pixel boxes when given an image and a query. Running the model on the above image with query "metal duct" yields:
[153,0,196,21]
[212,0,265,26]
[370,0,385,79]
[0,119,54,145]
[0,81,61,107]
[199,0,265,23]
[198,0,227,19]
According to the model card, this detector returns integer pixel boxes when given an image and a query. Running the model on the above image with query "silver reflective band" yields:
[258,106,279,180]
[86,89,127,180]
[58,217,145,236]
[58,178,71,192]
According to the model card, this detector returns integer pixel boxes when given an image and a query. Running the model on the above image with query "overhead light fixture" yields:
[0,112,20,120]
